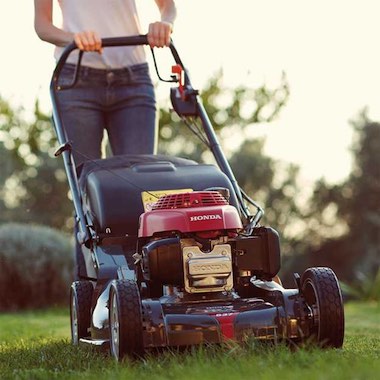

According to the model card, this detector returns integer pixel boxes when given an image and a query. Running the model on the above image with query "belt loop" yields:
[127,65,134,81]
[82,66,89,79]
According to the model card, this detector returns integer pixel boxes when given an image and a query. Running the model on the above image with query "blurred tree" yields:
[157,70,289,161]
[299,110,380,282]
[0,97,72,230]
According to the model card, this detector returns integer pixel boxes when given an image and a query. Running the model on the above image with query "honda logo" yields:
[190,214,222,222]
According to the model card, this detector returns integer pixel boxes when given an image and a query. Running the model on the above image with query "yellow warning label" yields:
[141,189,193,212]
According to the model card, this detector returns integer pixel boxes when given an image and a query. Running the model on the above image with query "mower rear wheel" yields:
[70,281,93,345]
[301,267,344,348]
[109,279,144,360]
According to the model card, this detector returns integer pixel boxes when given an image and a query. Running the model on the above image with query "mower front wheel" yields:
[109,279,144,361]
[301,267,344,348]
[70,281,93,345]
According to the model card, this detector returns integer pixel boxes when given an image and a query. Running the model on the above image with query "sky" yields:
[2,1,380,185]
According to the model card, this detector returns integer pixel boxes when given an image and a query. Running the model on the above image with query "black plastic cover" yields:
[79,154,238,238]
[170,87,198,116]
[142,238,183,285]
[234,227,281,278]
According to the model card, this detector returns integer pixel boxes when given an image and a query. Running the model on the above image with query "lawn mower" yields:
[50,35,345,360]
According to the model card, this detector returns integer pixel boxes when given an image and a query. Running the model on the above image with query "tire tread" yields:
[301,267,344,348]
[70,280,93,342]
[111,279,144,358]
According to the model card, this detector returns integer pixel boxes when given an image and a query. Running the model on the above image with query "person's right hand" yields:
[73,31,102,53]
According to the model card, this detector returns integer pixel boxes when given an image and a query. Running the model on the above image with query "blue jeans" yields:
[56,62,157,168]
[56,62,157,279]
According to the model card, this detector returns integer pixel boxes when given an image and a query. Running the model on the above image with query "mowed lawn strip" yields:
[0,302,379,380]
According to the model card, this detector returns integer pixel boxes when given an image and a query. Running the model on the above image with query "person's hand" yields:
[73,31,103,53]
[148,21,173,48]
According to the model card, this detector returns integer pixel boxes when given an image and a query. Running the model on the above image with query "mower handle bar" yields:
[51,34,186,91]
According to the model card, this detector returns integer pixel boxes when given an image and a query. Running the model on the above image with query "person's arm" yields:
[34,0,102,51]
[148,0,177,47]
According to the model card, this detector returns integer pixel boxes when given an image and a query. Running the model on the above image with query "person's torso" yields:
[55,0,146,69]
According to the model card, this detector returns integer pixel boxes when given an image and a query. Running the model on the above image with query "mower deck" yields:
[80,280,307,350]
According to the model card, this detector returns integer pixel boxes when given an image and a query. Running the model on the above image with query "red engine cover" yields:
[138,191,243,237]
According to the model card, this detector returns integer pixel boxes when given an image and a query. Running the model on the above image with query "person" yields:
[34,0,177,167]
[34,0,177,280]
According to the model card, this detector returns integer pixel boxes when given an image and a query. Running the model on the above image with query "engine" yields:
[137,191,281,296]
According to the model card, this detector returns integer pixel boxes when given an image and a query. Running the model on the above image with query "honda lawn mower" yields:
[50,35,344,360]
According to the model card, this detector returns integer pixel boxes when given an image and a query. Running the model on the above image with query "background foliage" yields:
[0,223,73,310]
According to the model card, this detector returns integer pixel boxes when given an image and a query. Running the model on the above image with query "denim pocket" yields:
[130,64,153,86]
[57,65,77,87]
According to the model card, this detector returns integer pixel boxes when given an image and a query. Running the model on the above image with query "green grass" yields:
[1,302,379,380]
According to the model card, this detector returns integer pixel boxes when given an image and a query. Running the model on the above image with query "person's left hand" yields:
[148,21,173,47]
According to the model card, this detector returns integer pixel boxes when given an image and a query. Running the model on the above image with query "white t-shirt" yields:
[54,0,147,68]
